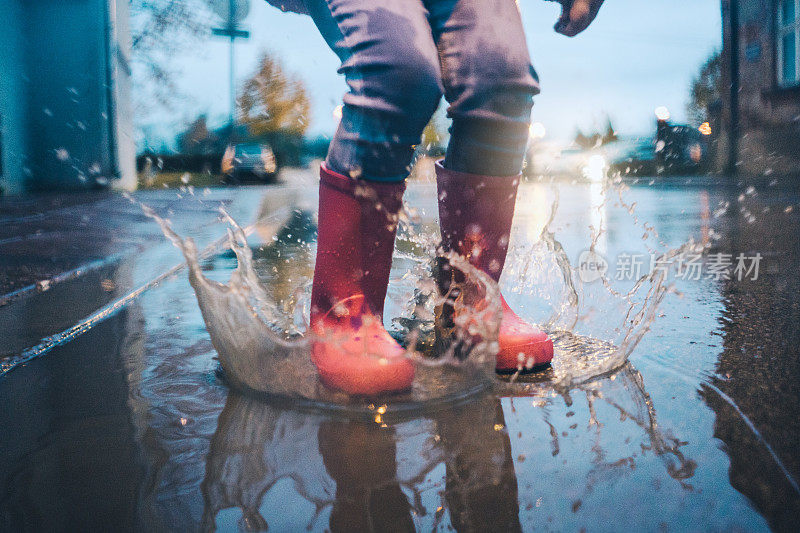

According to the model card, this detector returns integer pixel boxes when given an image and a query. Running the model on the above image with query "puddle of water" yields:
[6,180,800,530]
[130,172,695,415]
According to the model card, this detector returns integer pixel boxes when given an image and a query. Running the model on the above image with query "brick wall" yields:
[720,0,800,178]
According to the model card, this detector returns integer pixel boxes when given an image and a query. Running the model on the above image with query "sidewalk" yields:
[0,183,304,367]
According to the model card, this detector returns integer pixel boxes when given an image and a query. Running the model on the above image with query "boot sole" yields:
[495,362,552,375]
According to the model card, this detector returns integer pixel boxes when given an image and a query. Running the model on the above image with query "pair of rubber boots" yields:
[310,161,553,396]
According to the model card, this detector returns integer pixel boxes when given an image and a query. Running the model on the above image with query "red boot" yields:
[310,164,414,395]
[435,161,553,373]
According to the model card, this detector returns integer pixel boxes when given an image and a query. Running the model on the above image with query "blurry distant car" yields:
[605,138,658,176]
[654,124,707,173]
[221,143,278,183]
[525,142,607,181]
[546,147,588,177]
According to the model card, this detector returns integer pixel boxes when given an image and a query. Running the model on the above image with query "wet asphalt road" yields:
[0,172,799,532]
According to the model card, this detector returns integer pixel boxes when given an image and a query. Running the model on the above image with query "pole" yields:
[229,0,236,136]
[727,0,740,176]
[211,0,250,143]
[230,35,235,131]
[102,0,119,181]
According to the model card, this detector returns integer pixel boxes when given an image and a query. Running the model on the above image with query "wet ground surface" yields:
[1,172,799,531]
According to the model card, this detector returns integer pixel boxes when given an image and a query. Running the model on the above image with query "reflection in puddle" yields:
[9,183,799,529]
[199,359,696,530]
[698,185,800,529]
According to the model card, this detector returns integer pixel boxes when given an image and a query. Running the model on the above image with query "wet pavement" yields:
[1,171,799,531]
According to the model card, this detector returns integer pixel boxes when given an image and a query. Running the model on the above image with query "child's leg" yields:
[427,0,539,176]
[304,0,443,394]
[427,0,554,372]
[306,0,444,181]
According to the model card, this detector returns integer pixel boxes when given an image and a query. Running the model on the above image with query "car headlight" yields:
[587,155,607,170]
[582,155,607,182]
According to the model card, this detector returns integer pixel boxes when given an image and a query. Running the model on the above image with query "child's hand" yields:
[553,0,605,37]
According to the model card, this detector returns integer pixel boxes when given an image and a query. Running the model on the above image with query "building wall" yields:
[24,0,116,191]
[720,0,800,177]
[0,0,28,195]
[0,0,135,195]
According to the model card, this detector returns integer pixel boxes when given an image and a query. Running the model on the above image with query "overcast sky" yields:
[137,0,722,146]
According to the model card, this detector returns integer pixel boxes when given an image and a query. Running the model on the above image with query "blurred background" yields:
[2,0,797,194]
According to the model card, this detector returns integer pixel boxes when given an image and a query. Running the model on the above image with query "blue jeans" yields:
[306,0,540,181]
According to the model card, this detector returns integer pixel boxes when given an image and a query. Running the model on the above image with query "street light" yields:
[654,107,672,165]
[529,122,546,140]
[654,106,671,122]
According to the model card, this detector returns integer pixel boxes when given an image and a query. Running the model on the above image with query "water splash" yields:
[131,195,496,413]
[486,177,702,392]
[133,170,692,410]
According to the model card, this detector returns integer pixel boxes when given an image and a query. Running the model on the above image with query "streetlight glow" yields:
[529,122,546,140]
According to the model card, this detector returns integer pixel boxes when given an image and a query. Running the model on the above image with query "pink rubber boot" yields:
[435,161,553,373]
[310,164,414,395]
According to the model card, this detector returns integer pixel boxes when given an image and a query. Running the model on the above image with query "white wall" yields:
[110,0,137,191]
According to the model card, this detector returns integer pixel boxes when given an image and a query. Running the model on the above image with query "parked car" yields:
[655,124,707,173]
[221,143,278,183]
[605,138,658,176]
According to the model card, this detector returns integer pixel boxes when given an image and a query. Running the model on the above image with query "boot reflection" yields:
[202,392,524,531]
[318,419,415,532]
[201,393,334,532]
[437,396,522,533]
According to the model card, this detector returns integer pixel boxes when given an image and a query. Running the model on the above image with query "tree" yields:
[176,114,220,154]
[574,116,617,149]
[130,0,213,110]
[602,118,618,144]
[687,51,722,126]
[238,52,311,136]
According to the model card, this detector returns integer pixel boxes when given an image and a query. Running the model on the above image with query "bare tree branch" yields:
[130,0,214,111]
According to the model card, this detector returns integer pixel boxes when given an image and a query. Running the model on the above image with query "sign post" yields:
[210,0,251,138]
